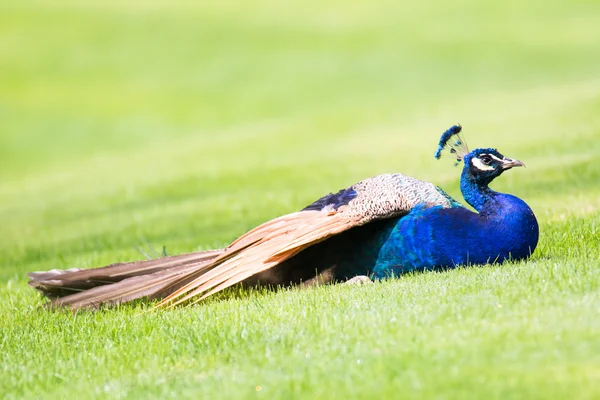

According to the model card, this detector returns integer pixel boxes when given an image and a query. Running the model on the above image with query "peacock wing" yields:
[156,173,458,308]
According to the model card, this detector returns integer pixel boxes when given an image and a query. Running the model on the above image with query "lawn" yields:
[1,1,599,399]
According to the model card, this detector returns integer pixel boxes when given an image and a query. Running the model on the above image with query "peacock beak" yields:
[501,157,526,170]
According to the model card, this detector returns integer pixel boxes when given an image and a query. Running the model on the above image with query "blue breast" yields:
[337,192,539,279]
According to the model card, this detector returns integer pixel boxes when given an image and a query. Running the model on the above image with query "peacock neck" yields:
[459,169,496,213]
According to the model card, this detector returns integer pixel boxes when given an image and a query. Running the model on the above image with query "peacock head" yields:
[434,124,525,187]
[462,148,525,186]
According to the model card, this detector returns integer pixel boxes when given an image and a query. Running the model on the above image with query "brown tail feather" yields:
[49,262,216,310]
[29,249,223,305]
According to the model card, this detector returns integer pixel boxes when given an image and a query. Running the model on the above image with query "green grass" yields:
[1,1,600,398]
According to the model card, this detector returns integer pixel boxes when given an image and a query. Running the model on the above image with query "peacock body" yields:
[29,125,539,310]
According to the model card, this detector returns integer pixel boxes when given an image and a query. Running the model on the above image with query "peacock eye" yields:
[480,155,492,165]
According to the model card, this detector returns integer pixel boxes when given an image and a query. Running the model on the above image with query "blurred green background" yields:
[2,0,599,279]
[1,1,599,398]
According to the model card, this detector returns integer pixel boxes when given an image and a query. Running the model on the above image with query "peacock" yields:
[28,125,539,310]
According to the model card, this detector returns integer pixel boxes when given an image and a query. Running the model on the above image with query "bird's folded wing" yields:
[156,174,457,307]
[35,173,457,309]
[156,210,361,307]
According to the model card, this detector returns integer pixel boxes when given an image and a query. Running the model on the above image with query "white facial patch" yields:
[471,157,495,171]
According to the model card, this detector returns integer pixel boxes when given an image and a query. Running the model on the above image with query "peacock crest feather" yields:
[434,124,470,164]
